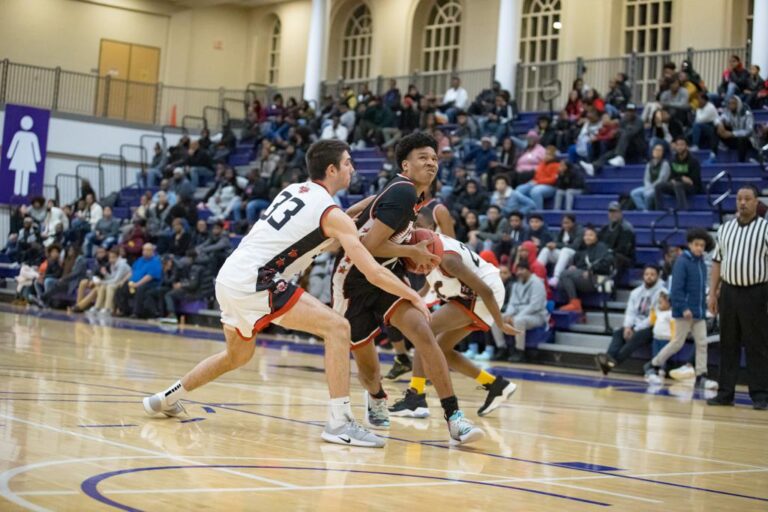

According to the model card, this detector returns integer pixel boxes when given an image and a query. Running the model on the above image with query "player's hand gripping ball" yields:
[404,229,443,274]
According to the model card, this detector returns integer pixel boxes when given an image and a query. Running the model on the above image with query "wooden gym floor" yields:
[0,305,766,511]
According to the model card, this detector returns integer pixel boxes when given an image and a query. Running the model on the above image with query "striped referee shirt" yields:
[713,216,768,286]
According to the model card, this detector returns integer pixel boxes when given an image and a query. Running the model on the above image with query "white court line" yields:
[486,425,768,470]
[0,415,297,512]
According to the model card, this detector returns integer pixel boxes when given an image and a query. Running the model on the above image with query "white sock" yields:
[160,380,187,405]
[328,396,353,428]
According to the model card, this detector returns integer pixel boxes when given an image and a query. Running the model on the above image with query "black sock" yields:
[395,353,411,364]
[371,386,387,400]
[441,395,459,420]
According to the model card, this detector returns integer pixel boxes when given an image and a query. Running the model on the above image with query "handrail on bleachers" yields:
[140,134,167,152]
[75,164,104,199]
[98,153,128,195]
[161,125,188,139]
[54,174,83,207]
[650,209,681,248]
[181,115,207,131]
[538,78,561,116]
[203,106,230,133]
[119,144,148,172]
[707,170,733,225]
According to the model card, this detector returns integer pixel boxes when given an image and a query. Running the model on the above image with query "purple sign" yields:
[0,104,50,205]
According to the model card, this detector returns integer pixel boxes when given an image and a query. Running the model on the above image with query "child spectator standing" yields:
[643,229,717,390]
[651,290,674,359]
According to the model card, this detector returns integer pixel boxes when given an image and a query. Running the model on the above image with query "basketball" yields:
[404,228,443,274]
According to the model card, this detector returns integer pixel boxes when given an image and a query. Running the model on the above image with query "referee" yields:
[707,184,768,410]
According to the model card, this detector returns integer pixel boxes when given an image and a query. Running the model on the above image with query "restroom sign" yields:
[0,104,50,205]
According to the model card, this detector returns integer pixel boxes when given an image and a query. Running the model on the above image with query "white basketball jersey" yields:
[217,181,338,293]
[426,234,499,300]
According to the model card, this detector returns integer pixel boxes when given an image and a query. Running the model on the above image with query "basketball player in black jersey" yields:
[332,132,484,445]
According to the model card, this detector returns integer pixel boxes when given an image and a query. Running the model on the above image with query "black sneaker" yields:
[492,346,510,361]
[477,377,518,417]
[384,355,412,380]
[507,348,526,363]
[595,353,616,376]
[388,388,429,418]
[706,395,735,406]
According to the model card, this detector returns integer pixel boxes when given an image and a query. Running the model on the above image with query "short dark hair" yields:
[528,213,543,221]
[494,174,509,185]
[487,205,501,214]
[643,264,660,274]
[395,132,437,170]
[305,139,350,180]
[673,135,687,144]
[583,223,597,234]
[663,62,677,70]
[509,210,524,220]
[516,260,530,271]
[686,228,714,251]
[562,213,576,223]
[738,183,760,198]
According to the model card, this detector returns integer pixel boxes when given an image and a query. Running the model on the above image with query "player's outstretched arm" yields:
[441,254,520,335]
[360,218,440,268]
[344,196,375,219]
[323,209,430,321]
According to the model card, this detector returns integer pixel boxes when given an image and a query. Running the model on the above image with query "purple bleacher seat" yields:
[198,209,212,220]
[541,211,716,230]
[525,326,553,347]
[112,207,130,220]
[228,153,252,166]
[178,299,208,315]
[551,311,582,330]
[229,235,243,249]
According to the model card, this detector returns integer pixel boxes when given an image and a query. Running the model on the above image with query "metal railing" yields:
[515,46,748,111]
[707,170,734,225]
[54,174,84,207]
[650,209,681,248]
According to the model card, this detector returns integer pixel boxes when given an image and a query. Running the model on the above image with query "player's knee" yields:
[321,313,350,342]
[225,344,254,369]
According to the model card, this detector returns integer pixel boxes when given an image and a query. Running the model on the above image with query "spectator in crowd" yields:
[718,54,750,102]
[502,260,548,363]
[534,116,557,148]
[147,255,185,319]
[42,245,87,307]
[691,93,719,152]
[651,291,674,360]
[195,220,232,269]
[238,169,271,225]
[27,197,47,226]
[84,206,120,257]
[481,95,514,142]
[114,243,162,318]
[564,89,584,121]
[525,213,553,249]
[137,142,166,188]
[568,107,602,170]
[205,166,243,221]
[440,76,469,122]
[170,167,195,201]
[655,137,702,210]
[659,78,690,125]
[152,179,177,207]
[490,175,535,215]
[41,199,69,247]
[493,211,527,262]
[512,240,549,293]
[512,130,546,187]
[715,95,756,162]
[33,244,62,305]
[187,140,215,187]
[644,229,717,390]
[455,209,481,243]
[463,136,498,183]
[605,75,631,114]
[159,250,216,323]
[168,218,191,257]
[558,225,613,312]
[599,202,636,277]
[744,64,766,109]
[320,115,349,141]
[595,264,665,374]
[383,79,401,110]
[120,219,147,263]
[581,104,646,175]
[630,144,670,211]
[553,160,586,211]
[89,248,131,315]
[437,146,459,195]
[537,214,584,287]
[517,145,560,209]
[454,179,489,216]
[468,205,508,252]
[147,191,172,239]
[72,246,110,312]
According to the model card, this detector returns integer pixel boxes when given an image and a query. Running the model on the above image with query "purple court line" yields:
[4,359,768,502]
[79,424,138,428]
[80,464,611,510]
[178,418,205,423]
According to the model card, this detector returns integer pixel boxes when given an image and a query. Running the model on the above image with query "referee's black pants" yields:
[717,282,768,402]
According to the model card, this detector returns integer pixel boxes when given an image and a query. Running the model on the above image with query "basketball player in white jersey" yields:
[143,140,429,448]
[389,210,519,418]
[332,132,484,445]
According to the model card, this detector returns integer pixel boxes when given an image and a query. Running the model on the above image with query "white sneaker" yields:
[696,374,719,390]
[669,364,695,381]
[608,156,625,167]
[322,419,385,448]
[99,308,111,316]
[160,316,179,324]
[363,392,390,430]
[579,161,595,176]
[447,410,485,445]
[142,394,187,417]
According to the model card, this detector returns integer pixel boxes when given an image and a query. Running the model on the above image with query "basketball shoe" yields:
[477,377,517,417]
[363,392,390,429]
[389,388,430,418]
[322,419,386,448]
[142,394,187,418]
[385,355,413,380]
[447,411,485,445]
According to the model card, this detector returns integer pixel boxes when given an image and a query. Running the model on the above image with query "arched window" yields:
[623,0,672,54]
[422,0,462,73]
[341,4,373,80]
[520,0,561,63]
[268,18,281,85]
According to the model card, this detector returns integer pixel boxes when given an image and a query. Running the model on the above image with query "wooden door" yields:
[97,40,160,123]
[126,44,160,123]
[97,40,130,118]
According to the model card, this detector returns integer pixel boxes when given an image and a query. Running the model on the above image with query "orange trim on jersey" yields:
[351,327,381,350]
[449,297,491,332]
[319,204,341,238]
[383,297,409,325]
[247,287,306,337]
[234,327,257,341]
